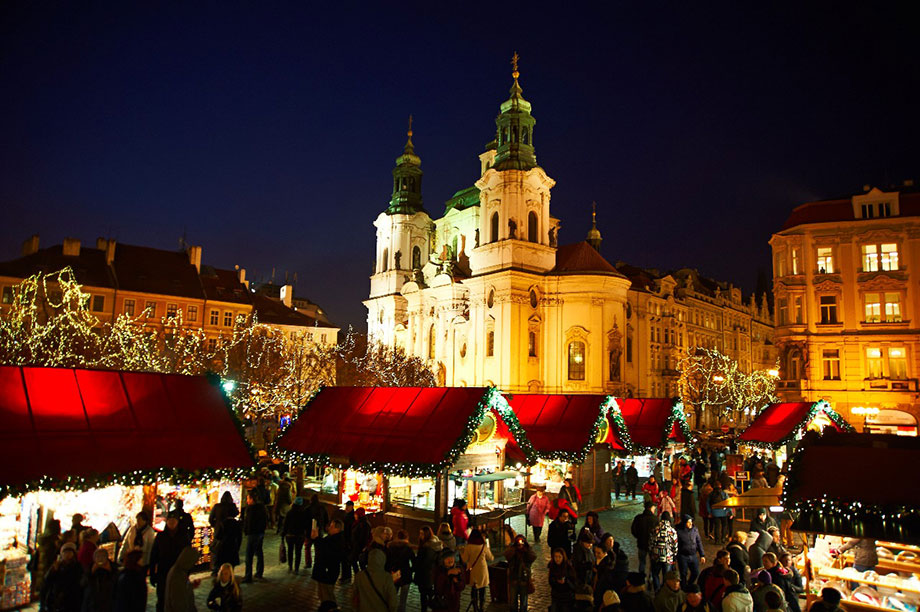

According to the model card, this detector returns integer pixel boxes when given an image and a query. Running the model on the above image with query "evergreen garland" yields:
[740,399,854,450]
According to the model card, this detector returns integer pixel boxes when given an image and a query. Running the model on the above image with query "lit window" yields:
[822,350,840,380]
[774,252,786,277]
[166,303,178,318]
[862,244,878,272]
[885,293,901,322]
[124,299,135,317]
[777,298,788,326]
[223,311,233,327]
[187,305,198,322]
[92,295,105,312]
[791,248,800,275]
[816,247,834,274]
[528,331,536,357]
[881,244,899,271]
[889,347,907,380]
[792,295,804,324]
[866,347,883,379]
[486,330,494,357]
[819,295,838,324]
[568,341,586,380]
[864,293,881,323]
[210,309,219,325]
[1,286,12,304]
[145,301,156,318]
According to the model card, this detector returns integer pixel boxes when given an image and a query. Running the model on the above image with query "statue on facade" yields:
[474,228,480,248]
[508,218,517,239]
[607,325,623,381]
[548,227,557,247]
[394,250,402,269]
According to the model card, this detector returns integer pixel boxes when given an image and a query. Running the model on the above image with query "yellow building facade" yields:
[771,185,920,433]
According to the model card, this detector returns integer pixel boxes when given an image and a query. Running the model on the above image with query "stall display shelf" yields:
[818,567,920,596]
[0,553,30,611]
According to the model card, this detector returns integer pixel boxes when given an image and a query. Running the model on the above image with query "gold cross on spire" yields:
[592,201,597,224]
[407,114,413,139]
[511,52,520,79]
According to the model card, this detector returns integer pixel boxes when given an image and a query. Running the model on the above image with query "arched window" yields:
[568,341,586,380]
[486,331,495,357]
[522,127,529,145]
[527,211,538,242]
[528,331,537,357]
[382,248,388,272]
[451,235,458,260]
[412,246,421,269]
[428,325,436,360]
[490,213,499,243]
[512,125,519,143]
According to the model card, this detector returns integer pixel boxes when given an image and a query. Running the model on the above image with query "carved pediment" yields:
[857,228,903,244]
[566,325,590,340]
[814,279,843,294]
[859,273,907,291]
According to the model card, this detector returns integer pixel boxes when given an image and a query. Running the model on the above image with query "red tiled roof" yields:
[780,191,920,231]
[199,266,252,305]
[112,244,204,299]
[552,242,625,277]
[251,294,325,328]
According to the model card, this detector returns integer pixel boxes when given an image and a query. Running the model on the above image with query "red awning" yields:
[612,398,688,451]
[276,387,499,474]
[0,366,254,495]
[503,394,608,461]
[738,401,849,447]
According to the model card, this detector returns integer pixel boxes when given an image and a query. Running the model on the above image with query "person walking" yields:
[114,550,148,612]
[33,518,61,597]
[149,513,190,612]
[681,583,711,612]
[164,546,201,612]
[649,513,678,592]
[631,501,660,575]
[726,532,750,585]
[431,550,464,612]
[274,473,295,534]
[614,461,627,500]
[171,500,196,544]
[698,550,730,611]
[653,570,685,612]
[354,547,398,612]
[642,476,660,502]
[207,562,243,611]
[81,547,118,612]
[621,572,655,612]
[437,523,457,554]
[341,500,357,582]
[560,478,582,514]
[505,534,536,612]
[699,480,714,541]
[385,529,415,612]
[676,516,705,585]
[626,462,640,499]
[750,571,785,612]
[414,527,443,612]
[306,494,330,568]
[721,569,753,612]
[460,529,492,612]
[314,519,348,606]
[351,508,373,573]
[242,489,268,583]
[40,541,83,612]
[209,492,241,575]
[450,500,470,546]
[526,487,552,543]
[282,497,309,573]
[548,509,576,557]
[708,482,730,544]
[119,512,156,568]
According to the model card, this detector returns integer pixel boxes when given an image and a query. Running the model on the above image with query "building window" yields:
[123,299,135,316]
[429,326,437,359]
[792,295,804,324]
[490,212,499,243]
[187,305,198,322]
[822,350,840,380]
[223,311,233,327]
[91,295,105,312]
[866,347,883,379]
[889,347,907,379]
[207,338,217,352]
[774,252,786,277]
[527,211,538,243]
[210,309,219,325]
[777,297,788,326]
[306,332,314,342]
[568,341,586,380]
[145,301,156,318]
[528,331,536,357]
[486,330,494,357]
[1,286,12,304]
[862,243,899,272]
[791,248,800,275]
[166,303,178,318]
[816,247,834,274]
[819,295,838,324]
[885,292,902,322]
[412,246,421,269]
[881,243,899,270]
[864,293,901,323]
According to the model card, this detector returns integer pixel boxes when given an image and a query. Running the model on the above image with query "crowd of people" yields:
[29,450,846,612]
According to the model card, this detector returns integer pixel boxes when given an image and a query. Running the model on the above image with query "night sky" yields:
[1,3,917,330]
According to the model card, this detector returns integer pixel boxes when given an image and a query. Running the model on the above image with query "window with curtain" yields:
[568,341,586,380]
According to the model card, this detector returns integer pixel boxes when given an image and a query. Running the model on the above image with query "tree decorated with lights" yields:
[335,326,436,387]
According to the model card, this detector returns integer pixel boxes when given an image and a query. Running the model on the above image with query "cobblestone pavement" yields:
[26,496,726,611]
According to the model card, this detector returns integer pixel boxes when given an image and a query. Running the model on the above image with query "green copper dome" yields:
[492,54,537,172]
[386,116,425,215]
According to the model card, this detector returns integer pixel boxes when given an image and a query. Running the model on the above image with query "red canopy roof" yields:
[738,401,850,447]
[0,366,254,496]
[276,387,501,475]
[612,398,689,451]
[503,394,608,461]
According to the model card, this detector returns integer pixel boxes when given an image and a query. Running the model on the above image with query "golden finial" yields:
[511,52,520,80]
[592,201,597,225]
[407,114,413,139]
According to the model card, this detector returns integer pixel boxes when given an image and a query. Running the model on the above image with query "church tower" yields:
[367,118,434,346]
[470,55,557,275]
[586,202,603,251]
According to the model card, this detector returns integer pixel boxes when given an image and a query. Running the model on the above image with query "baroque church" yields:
[365,59,633,394]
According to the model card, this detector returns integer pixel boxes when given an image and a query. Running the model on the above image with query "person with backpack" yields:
[708,481,730,544]
[649,513,678,592]
[698,550,730,611]
[274,473,295,534]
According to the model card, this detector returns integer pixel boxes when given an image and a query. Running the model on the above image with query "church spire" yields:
[492,52,538,172]
[386,115,424,215]
[586,201,602,251]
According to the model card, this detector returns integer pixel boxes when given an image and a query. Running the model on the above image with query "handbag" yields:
[279,538,287,564]
[463,545,485,585]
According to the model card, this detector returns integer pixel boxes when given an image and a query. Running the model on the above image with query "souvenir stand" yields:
[607,398,694,482]
[274,386,535,535]
[782,432,920,612]
[0,366,256,609]
[503,393,614,512]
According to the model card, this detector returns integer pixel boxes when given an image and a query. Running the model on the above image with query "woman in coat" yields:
[450,500,470,545]
[504,534,536,612]
[437,523,456,554]
[113,550,147,612]
[459,529,493,612]
[33,518,61,596]
[526,488,552,543]
[118,512,156,568]
[432,550,465,612]
[582,511,604,545]
[414,527,443,612]
[548,547,577,612]
[206,563,243,612]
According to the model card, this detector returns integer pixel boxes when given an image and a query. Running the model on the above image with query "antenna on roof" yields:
[178,229,189,251]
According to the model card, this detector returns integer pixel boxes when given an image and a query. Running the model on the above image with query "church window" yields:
[522,127,529,145]
[512,125,519,143]
[382,248,389,272]
[487,289,495,308]
[487,331,495,357]
[490,213,499,243]
[528,211,538,243]
[428,325,436,360]
[528,331,537,357]
[412,246,421,269]
[568,341,586,380]
[529,289,538,308]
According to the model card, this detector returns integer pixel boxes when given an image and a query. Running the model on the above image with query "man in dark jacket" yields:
[341,500,356,581]
[614,461,627,500]
[40,541,83,612]
[172,500,196,543]
[626,462,640,499]
[282,497,310,573]
[621,571,655,612]
[313,519,348,605]
[726,531,750,584]
[148,513,190,612]
[631,501,660,574]
[676,516,705,584]
[698,550,730,610]
[547,509,576,557]
[385,529,415,612]
[242,490,268,582]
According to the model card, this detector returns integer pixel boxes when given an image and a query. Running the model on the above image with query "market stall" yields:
[274,386,535,533]
[782,431,920,612]
[737,400,853,455]
[605,398,694,483]
[0,365,256,608]
[503,393,614,511]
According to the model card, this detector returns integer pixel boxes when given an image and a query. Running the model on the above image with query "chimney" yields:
[21,234,39,256]
[280,284,293,308]
[62,237,81,257]
[96,237,107,250]
[237,266,248,289]
[187,246,202,273]
[105,240,116,265]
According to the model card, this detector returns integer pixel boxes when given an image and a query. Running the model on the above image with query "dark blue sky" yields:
[1,3,917,330]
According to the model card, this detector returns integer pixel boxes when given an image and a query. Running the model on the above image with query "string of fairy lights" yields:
[678,347,779,423]
[739,399,854,450]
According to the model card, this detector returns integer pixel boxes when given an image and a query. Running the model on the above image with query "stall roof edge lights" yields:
[737,399,854,449]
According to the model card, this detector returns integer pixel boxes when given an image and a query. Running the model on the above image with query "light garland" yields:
[739,399,854,450]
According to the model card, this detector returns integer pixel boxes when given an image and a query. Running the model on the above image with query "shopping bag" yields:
[279,537,287,564]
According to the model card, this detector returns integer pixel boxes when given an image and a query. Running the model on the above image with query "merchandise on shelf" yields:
[341,471,382,513]
[153,480,241,567]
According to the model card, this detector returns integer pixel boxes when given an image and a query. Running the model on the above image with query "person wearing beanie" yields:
[40,541,82,611]
[603,589,622,612]
[751,570,786,612]
[680,583,711,612]
[654,570,685,612]
[721,569,753,612]
[676,515,705,584]
[622,572,654,612]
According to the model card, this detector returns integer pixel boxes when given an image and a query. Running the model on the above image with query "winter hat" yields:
[685,583,701,594]
[754,570,773,585]
[666,570,681,582]
[61,542,77,553]
[603,590,621,606]
[627,571,646,586]
[682,514,693,523]
[822,588,842,606]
